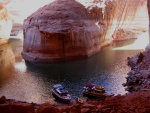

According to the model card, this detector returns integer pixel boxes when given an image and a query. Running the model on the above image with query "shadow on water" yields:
[0,44,15,84]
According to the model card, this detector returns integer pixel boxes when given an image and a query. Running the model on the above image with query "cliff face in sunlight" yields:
[22,0,148,63]
[0,2,12,45]
[87,0,148,41]
[22,0,105,63]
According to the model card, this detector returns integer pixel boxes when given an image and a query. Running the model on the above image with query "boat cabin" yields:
[53,84,69,96]
[84,84,105,93]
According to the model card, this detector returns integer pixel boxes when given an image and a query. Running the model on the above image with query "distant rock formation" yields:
[22,0,104,63]
[0,1,12,45]
[87,0,148,40]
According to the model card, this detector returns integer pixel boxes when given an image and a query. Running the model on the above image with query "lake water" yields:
[0,38,143,103]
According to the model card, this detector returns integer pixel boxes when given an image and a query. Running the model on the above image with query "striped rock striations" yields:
[22,0,104,63]
[0,2,12,45]
[22,0,148,63]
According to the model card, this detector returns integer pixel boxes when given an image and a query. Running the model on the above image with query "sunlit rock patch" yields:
[0,2,12,45]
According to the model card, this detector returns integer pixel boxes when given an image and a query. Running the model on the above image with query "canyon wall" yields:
[0,1,12,45]
[86,0,148,40]
[123,0,150,92]
[21,0,148,63]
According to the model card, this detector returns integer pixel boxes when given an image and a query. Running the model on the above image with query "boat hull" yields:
[83,91,106,98]
[52,89,71,103]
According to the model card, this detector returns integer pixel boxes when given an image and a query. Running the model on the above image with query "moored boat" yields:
[52,84,71,103]
[83,84,106,98]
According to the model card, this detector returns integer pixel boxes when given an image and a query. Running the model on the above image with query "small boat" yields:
[52,84,71,103]
[82,84,106,98]
[76,98,84,104]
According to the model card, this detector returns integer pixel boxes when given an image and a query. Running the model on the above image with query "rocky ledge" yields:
[0,90,150,113]
[123,43,150,92]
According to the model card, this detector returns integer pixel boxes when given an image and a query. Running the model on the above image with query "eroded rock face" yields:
[22,0,148,63]
[0,2,12,45]
[87,0,148,40]
[124,50,150,92]
[123,0,150,92]
[99,0,148,40]
[22,0,104,63]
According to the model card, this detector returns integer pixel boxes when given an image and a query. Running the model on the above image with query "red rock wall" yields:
[0,2,12,45]
[22,0,103,63]
[22,0,148,63]
[80,0,147,40]
[87,0,148,41]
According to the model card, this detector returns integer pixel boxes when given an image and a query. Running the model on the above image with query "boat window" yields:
[61,93,67,96]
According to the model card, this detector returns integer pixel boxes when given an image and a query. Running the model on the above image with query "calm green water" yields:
[0,39,142,103]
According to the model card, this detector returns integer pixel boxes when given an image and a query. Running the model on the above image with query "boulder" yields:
[128,52,144,67]
[0,96,6,104]
[22,0,103,63]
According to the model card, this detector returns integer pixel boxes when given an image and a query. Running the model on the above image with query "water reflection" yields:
[111,39,136,47]
[0,39,143,103]
[25,41,142,99]
[0,40,54,103]
[0,71,54,103]
[112,32,149,50]
[0,44,15,82]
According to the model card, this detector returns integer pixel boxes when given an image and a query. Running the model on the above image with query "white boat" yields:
[83,84,106,98]
[52,84,71,103]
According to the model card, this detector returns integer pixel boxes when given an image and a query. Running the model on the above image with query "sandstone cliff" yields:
[86,0,148,40]
[22,0,104,63]
[22,0,148,63]
[0,1,12,45]
[123,0,150,92]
